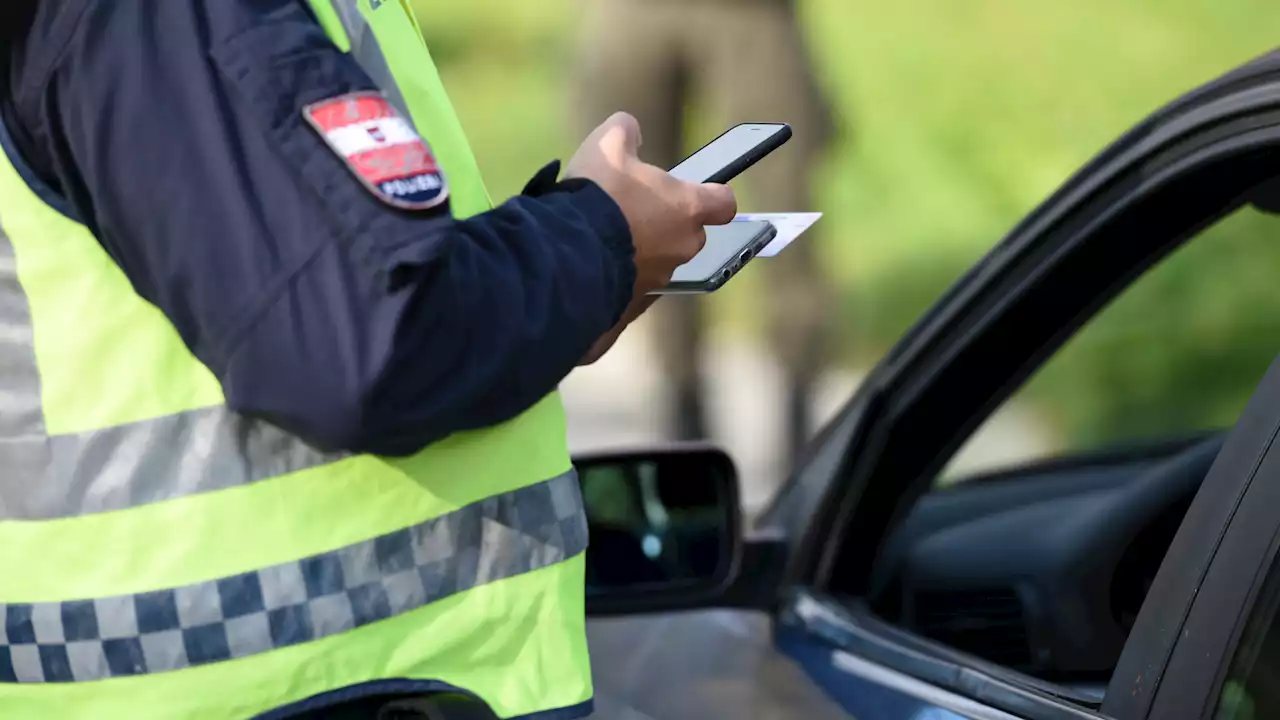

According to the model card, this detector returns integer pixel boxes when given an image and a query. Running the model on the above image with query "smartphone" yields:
[668,122,792,184]
[651,123,790,294]
[651,220,777,295]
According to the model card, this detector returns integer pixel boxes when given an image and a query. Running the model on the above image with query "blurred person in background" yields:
[575,0,838,463]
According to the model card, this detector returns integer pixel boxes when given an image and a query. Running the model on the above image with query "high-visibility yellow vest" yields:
[0,1,593,717]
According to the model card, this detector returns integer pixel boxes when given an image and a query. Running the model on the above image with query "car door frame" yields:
[757,50,1280,720]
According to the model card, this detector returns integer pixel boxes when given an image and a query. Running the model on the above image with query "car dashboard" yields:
[867,435,1224,681]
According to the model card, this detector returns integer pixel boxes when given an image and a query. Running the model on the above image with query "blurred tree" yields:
[1027,209,1280,447]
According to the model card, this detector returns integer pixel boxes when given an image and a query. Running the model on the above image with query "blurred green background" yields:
[413,0,1280,454]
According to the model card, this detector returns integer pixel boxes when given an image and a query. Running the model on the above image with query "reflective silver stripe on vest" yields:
[0,234,50,482]
[0,470,586,683]
[0,226,342,521]
[6,407,345,520]
[332,0,415,122]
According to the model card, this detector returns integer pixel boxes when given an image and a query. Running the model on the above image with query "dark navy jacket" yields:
[0,0,635,455]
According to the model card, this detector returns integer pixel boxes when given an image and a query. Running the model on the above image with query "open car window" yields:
[860,205,1280,695]
[939,207,1280,485]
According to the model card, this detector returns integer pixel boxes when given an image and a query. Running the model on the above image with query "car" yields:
[575,49,1280,720]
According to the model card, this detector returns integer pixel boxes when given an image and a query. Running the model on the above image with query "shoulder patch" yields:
[303,92,449,211]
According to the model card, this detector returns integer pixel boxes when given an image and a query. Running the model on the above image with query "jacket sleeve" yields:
[12,0,635,455]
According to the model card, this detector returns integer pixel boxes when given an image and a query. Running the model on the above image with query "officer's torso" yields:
[0,3,591,717]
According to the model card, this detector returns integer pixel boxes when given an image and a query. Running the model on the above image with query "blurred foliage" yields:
[412,0,1280,447]
[1024,208,1280,448]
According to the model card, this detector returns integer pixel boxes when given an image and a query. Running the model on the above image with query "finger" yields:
[693,183,738,226]
[596,111,643,158]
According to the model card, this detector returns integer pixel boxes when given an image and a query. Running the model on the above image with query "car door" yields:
[754,49,1280,720]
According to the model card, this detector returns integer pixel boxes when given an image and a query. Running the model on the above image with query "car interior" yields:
[864,432,1222,695]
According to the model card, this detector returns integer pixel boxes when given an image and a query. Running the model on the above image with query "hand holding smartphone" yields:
[569,115,788,362]
[650,122,792,295]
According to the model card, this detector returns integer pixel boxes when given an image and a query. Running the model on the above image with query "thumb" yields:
[595,111,643,160]
[694,182,738,226]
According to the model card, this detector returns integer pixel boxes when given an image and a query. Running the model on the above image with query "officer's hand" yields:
[567,112,737,364]
[567,112,738,293]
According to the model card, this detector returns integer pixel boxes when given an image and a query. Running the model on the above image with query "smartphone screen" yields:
[669,124,791,184]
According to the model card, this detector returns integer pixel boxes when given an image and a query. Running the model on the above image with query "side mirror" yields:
[575,445,744,615]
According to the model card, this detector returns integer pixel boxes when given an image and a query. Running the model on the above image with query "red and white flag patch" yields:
[303,92,449,211]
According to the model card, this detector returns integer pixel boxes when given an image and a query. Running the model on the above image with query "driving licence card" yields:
[731,213,822,257]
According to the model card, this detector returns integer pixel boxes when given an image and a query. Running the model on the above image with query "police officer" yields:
[576,0,837,462]
[0,1,734,718]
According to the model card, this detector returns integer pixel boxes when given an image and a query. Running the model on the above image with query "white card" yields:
[731,213,823,257]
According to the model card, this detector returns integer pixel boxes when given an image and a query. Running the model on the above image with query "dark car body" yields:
[583,50,1280,720]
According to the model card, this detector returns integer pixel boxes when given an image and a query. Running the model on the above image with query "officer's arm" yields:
[14,0,635,455]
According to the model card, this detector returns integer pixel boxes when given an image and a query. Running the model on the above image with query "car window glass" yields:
[938,208,1280,485]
